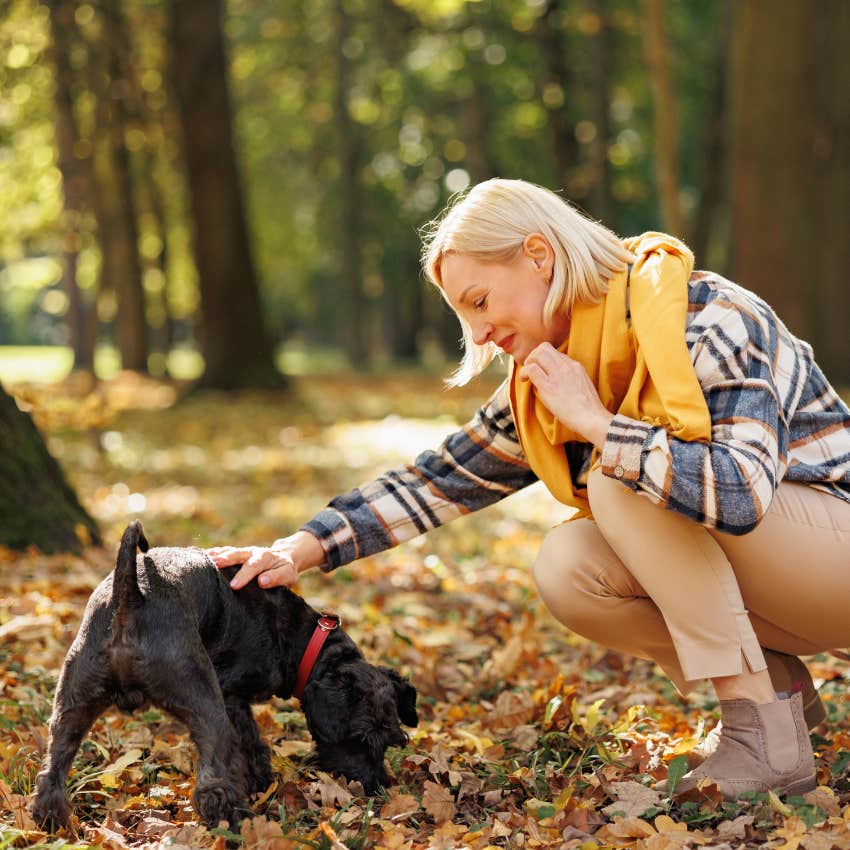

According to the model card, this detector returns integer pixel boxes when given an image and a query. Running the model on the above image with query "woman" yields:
[209,178,850,799]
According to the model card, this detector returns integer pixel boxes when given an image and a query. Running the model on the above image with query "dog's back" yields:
[109,524,233,710]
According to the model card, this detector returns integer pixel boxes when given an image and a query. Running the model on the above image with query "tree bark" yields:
[46,0,97,373]
[727,0,850,384]
[0,384,100,553]
[645,0,685,235]
[333,0,368,365]
[169,0,283,389]
[537,0,578,194]
[691,0,731,270]
[586,0,613,221]
[91,0,149,372]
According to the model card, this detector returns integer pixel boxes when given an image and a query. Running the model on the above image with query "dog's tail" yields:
[112,520,150,613]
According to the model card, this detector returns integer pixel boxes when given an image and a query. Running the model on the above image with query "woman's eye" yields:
[473,296,487,311]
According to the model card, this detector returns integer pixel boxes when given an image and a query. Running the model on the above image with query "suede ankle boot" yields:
[764,650,826,729]
[671,692,816,800]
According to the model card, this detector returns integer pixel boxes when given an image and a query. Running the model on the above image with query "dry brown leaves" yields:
[2,373,850,848]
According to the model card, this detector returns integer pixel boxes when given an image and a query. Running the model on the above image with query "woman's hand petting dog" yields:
[208,530,325,589]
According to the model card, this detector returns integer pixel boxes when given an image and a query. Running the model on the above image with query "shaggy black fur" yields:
[31,521,417,829]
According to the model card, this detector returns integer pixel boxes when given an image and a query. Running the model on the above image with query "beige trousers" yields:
[533,468,850,693]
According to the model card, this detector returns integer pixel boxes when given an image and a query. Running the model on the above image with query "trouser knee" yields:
[532,520,621,637]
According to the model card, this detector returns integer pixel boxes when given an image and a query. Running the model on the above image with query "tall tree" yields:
[333,0,368,365]
[585,0,613,222]
[91,0,149,372]
[645,0,685,236]
[169,0,282,389]
[690,0,731,269]
[0,383,100,553]
[537,0,578,194]
[46,0,97,374]
[727,0,850,383]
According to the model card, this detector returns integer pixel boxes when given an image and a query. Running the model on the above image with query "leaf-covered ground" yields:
[2,371,850,850]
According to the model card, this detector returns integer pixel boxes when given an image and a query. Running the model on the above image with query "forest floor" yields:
[2,370,850,850]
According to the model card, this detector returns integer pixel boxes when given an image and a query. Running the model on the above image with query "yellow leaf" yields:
[768,789,794,818]
[319,821,347,850]
[669,716,707,756]
[456,728,495,754]
[554,787,573,811]
[772,816,808,850]
[584,699,605,734]
[610,703,647,734]
[100,748,143,788]
[654,814,687,833]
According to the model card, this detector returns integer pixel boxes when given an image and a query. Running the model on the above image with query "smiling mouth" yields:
[497,334,516,353]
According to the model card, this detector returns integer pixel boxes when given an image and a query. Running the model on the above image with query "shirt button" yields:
[614,465,625,478]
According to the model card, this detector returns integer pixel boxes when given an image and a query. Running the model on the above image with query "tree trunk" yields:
[333,0,368,365]
[586,0,613,221]
[537,0,578,194]
[727,0,850,384]
[691,0,732,271]
[0,384,100,553]
[463,74,495,185]
[645,0,685,235]
[95,0,149,372]
[169,0,283,389]
[46,0,96,373]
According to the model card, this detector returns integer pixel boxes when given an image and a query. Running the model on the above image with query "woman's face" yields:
[439,236,570,364]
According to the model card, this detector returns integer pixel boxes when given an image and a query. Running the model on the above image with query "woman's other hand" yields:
[519,342,614,449]
[207,530,325,590]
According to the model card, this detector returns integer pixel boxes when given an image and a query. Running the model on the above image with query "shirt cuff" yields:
[600,414,654,483]
[300,509,358,572]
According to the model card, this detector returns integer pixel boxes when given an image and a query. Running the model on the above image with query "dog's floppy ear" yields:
[301,680,350,744]
[379,667,418,727]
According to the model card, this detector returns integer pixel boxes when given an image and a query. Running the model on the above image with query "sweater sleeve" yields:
[301,379,538,569]
[599,295,791,535]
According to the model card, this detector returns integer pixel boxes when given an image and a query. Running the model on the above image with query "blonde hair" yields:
[420,178,633,386]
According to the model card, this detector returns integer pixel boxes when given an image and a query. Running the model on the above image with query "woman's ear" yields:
[522,233,554,278]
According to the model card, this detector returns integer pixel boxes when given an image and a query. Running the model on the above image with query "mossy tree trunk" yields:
[0,384,100,553]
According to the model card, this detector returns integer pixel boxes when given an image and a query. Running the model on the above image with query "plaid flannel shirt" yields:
[303,271,850,570]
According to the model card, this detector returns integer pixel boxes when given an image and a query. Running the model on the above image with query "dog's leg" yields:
[32,660,110,830]
[147,658,249,827]
[225,700,274,796]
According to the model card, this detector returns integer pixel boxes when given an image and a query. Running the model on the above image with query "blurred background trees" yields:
[1,0,848,388]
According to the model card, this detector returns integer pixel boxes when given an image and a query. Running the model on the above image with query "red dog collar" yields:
[293,613,341,699]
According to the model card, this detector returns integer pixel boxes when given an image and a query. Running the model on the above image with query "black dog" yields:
[32,521,417,829]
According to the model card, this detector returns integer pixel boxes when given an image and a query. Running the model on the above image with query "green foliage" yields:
[664,753,689,796]
[2,0,727,362]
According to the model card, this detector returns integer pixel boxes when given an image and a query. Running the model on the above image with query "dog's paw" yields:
[193,781,246,828]
[31,788,72,832]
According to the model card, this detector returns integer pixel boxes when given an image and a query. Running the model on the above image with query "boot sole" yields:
[773,774,818,797]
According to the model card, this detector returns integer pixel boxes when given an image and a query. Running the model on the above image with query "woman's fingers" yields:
[206,545,297,590]
[255,563,299,589]
[230,549,270,589]
[519,361,548,386]
[207,546,251,567]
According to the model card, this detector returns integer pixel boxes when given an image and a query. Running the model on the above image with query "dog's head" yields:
[301,662,418,793]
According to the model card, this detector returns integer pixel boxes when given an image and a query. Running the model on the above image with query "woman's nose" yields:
[471,321,494,346]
